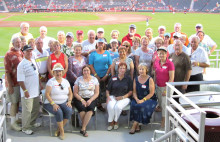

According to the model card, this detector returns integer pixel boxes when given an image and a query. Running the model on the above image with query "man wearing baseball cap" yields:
[73,30,84,45]
[189,23,217,54]
[61,32,74,58]
[122,24,141,46]
[17,45,42,135]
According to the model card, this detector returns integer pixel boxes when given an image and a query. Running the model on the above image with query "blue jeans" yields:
[44,101,72,122]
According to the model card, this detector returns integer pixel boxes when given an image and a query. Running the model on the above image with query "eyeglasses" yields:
[123,45,129,47]
[59,84,64,90]
[31,63,36,70]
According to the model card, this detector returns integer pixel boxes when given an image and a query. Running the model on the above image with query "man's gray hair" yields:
[39,26,47,32]
[191,35,200,43]
[12,36,21,44]
[20,22,30,29]
[87,30,96,36]
[174,23,181,28]
[174,39,183,46]
[57,31,65,37]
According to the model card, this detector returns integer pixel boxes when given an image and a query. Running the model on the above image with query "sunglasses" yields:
[31,63,36,70]
[59,84,64,90]
[123,45,129,47]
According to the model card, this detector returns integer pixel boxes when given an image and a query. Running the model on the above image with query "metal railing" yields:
[209,49,220,68]
[153,80,220,142]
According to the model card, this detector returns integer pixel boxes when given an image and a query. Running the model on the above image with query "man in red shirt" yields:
[122,24,141,46]
[4,37,23,131]
[170,23,189,46]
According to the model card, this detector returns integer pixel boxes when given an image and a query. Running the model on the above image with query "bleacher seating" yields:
[0,0,5,11]
[194,0,219,12]
[163,0,190,10]
[50,0,73,9]
[5,0,28,12]
[29,0,50,9]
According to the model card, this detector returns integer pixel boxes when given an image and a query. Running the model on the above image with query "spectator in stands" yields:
[82,30,97,57]
[108,39,119,61]
[39,26,55,50]
[111,46,134,80]
[157,26,166,39]
[189,24,217,55]
[186,36,210,92]
[57,31,65,46]
[167,32,189,55]
[74,65,99,137]
[196,31,210,55]
[9,22,33,48]
[47,41,68,79]
[61,32,74,58]
[153,47,174,128]
[170,23,189,46]
[106,62,132,131]
[131,36,140,54]
[122,24,141,46]
[163,33,171,47]
[33,37,49,87]
[73,30,84,45]
[67,44,88,91]
[4,37,23,132]
[129,63,157,134]
[107,30,121,50]
[47,40,55,55]
[145,28,155,51]
[169,40,191,102]
[28,38,35,50]
[135,36,153,75]
[17,45,42,135]
[89,38,112,112]
[44,63,73,140]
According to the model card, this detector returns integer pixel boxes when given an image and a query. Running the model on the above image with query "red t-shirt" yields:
[4,48,23,87]
[122,33,141,46]
[49,52,66,79]
[153,58,175,87]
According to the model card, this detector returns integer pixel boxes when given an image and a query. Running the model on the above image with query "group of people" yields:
[4,21,215,139]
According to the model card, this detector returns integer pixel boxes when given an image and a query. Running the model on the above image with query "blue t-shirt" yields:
[89,50,112,77]
[108,50,119,61]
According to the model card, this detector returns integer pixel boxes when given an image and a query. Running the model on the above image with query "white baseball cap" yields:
[195,23,203,29]
[158,26,166,30]
[110,39,118,43]
[97,28,104,33]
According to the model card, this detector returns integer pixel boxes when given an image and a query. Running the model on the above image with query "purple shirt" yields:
[154,58,175,87]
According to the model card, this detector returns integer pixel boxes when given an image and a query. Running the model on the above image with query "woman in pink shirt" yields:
[153,46,174,128]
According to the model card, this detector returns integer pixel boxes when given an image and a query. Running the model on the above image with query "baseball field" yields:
[0,12,219,56]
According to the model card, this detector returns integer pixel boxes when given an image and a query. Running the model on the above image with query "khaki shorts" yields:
[6,86,21,104]
[156,86,166,117]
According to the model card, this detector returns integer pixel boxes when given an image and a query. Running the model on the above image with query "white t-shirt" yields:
[135,47,154,70]
[33,49,49,74]
[74,76,99,98]
[42,36,56,50]
[189,46,210,75]
[17,58,39,99]
[44,78,70,104]
[82,40,97,53]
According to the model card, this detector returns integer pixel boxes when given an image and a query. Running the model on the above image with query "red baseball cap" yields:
[76,30,83,35]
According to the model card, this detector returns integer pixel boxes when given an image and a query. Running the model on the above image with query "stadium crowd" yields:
[4,21,217,139]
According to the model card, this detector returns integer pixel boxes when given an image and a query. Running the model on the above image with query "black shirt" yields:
[107,75,133,97]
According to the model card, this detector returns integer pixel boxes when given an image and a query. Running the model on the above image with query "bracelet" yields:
[23,89,28,93]
[50,101,55,105]
[80,98,84,102]
[94,73,97,77]
[143,97,147,101]
[198,62,200,67]
[40,76,43,79]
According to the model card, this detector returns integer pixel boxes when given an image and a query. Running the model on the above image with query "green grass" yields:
[0,12,220,56]
[4,12,99,21]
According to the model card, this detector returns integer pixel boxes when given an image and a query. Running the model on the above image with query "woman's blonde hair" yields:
[138,63,148,74]
[74,44,82,51]
[140,36,149,43]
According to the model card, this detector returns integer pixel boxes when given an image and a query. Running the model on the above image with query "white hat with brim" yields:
[53,67,64,71]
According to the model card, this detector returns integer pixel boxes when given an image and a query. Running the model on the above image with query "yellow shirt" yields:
[9,32,33,48]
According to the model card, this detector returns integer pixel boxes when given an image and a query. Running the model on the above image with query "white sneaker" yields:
[11,123,21,131]
[32,123,41,128]
[107,125,113,131]
[22,129,33,135]
[114,124,119,130]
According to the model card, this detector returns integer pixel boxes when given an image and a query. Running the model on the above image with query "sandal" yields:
[80,130,88,137]
[54,129,60,137]
[129,129,135,134]
[135,125,141,132]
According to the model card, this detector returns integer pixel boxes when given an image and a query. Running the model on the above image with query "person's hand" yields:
[66,101,72,108]
[81,99,87,107]
[86,99,92,106]
[115,96,123,101]
[24,91,30,98]
[137,99,144,104]
[53,104,60,111]
[192,62,199,67]
[101,75,108,82]
[8,86,14,95]
[182,85,188,90]
[162,91,166,96]
[106,96,111,104]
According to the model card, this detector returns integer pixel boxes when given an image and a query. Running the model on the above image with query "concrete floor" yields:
[6,110,162,142]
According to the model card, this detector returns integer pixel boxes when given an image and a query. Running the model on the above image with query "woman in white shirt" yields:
[74,65,99,137]
[44,63,73,140]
